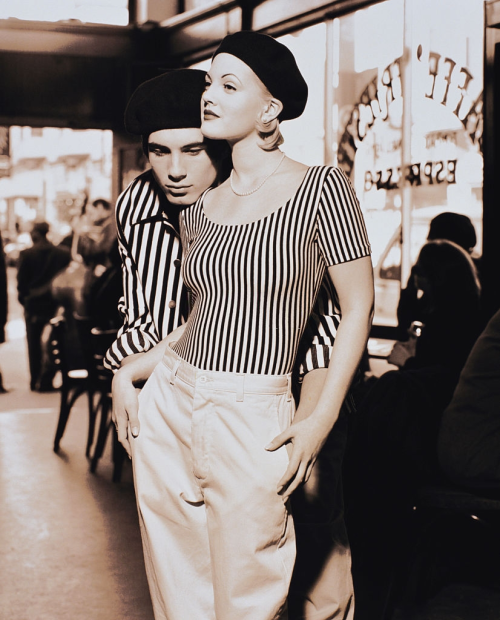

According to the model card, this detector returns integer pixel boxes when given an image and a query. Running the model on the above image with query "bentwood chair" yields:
[51,315,96,456]
[88,326,127,482]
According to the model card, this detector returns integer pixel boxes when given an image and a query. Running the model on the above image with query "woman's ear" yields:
[261,98,283,124]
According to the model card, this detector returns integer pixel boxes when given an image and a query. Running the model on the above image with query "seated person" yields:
[389,239,482,376]
[438,308,500,493]
[396,211,479,341]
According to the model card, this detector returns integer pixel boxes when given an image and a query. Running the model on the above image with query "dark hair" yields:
[31,221,49,237]
[415,239,481,309]
[92,199,111,211]
[427,212,477,252]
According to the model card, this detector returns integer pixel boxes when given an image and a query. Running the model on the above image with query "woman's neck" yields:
[230,137,283,186]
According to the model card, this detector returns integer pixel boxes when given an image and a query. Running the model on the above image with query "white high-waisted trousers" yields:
[131,344,296,620]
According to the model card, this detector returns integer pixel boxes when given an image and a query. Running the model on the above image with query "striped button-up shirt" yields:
[104,169,357,382]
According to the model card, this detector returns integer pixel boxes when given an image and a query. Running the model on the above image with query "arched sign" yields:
[337,45,483,189]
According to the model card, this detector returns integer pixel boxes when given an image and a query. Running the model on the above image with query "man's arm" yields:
[104,240,160,371]
[295,277,358,412]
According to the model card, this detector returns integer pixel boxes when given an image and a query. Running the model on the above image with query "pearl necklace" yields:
[230,152,286,197]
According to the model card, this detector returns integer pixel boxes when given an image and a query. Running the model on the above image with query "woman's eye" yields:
[204,81,211,90]
[223,83,236,91]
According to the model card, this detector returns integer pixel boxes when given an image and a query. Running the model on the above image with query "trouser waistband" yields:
[162,344,292,402]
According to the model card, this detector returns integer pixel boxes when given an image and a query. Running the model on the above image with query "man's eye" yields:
[187,149,203,156]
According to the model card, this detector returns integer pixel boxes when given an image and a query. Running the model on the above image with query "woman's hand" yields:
[265,415,333,502]
[387,338,416,367]
[111,368,140,459]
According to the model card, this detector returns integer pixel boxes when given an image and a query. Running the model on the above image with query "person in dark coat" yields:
[17,221,71,391]
[438,307,500,493]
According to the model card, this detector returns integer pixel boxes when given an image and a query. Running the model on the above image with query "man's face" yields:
[148,128,219,206]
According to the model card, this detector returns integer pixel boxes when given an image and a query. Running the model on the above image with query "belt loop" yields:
[170,359,181,385]
[286,376,292,402]
[236,374,244,402]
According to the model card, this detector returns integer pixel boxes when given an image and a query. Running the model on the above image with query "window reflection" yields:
[333,0,483,325]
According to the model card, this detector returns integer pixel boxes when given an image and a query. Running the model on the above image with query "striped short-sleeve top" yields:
[171,166,371,376]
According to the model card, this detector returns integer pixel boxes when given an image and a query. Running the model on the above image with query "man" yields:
[17,221,71,390]
[105,69,355,620]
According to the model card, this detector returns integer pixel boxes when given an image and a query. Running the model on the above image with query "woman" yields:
[388,239,482,373]
[113,31,373,620]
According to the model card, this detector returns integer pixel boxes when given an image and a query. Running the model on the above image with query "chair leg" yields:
[90,395,111,473]
[53,387,72,453]
[53,383,88,453]
[85,388,96,458]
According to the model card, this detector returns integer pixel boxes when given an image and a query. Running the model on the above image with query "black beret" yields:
[428,212,477,251]
[213,31,308,121]
[124,69,206,135]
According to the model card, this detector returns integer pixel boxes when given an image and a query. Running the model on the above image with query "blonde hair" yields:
[256,82,285,151]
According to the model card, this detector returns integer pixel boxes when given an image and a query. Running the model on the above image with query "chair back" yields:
[90,327,118,392]
[48,316,74,385]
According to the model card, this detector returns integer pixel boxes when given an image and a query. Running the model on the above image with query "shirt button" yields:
[168,300,176,309]
[174,259,181,268]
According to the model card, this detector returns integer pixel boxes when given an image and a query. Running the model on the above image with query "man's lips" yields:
[166,186,190,192]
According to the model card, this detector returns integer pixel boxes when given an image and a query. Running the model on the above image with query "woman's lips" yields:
[203,109,219,119]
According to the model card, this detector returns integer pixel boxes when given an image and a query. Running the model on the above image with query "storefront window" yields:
[278,24,327,165]
[333,0,483,326]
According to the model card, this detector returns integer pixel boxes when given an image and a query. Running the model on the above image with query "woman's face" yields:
[201,53,270,142]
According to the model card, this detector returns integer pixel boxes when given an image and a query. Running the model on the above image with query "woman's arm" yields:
[266,255,374,500]
[112,323,186,457]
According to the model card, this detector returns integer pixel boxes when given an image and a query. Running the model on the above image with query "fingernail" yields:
[265,443,272,450]
[131,427,139,437]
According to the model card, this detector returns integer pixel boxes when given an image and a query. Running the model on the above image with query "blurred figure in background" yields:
[17,221,70,391]
[0,229,7,392]
[75,198,116,317]
[396,211,479,342]
[86,240,123,330]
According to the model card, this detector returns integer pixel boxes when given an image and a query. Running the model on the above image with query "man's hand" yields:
[387,338,416,367]
[111,368,140,458]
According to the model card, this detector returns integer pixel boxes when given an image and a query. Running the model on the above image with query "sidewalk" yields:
[0,275,153,620]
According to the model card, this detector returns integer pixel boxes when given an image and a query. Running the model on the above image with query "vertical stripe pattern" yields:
[104,170,188,371]
[172,166,371,375]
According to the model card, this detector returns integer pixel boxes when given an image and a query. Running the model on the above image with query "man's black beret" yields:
[213,31,308,121]
[124,69,206,135]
